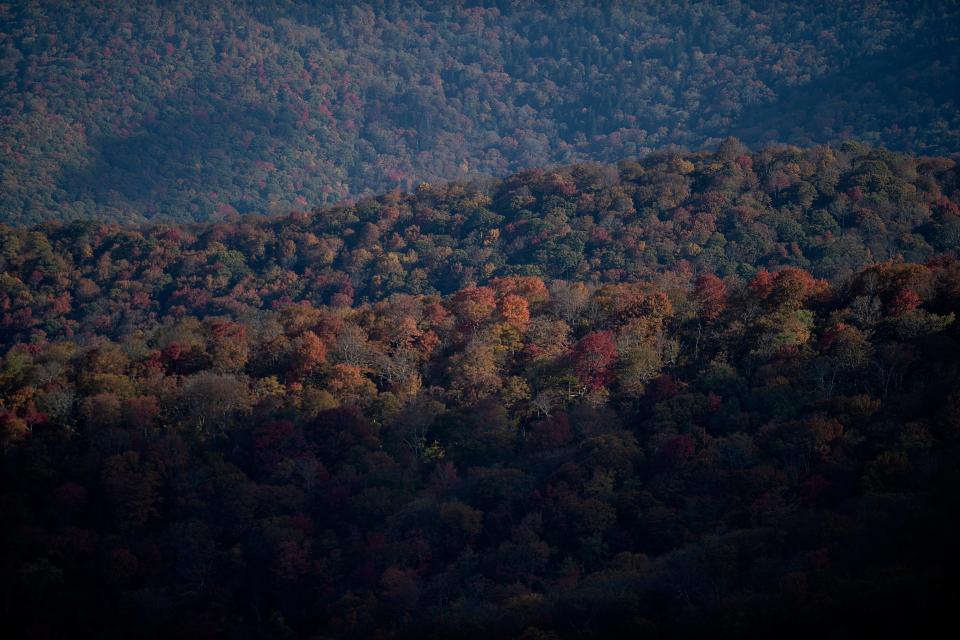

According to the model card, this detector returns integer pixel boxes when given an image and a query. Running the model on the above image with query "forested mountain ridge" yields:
[1,0,958,224]
[4,0,960,635]
[1,142,955,346]
[1,143,959,637]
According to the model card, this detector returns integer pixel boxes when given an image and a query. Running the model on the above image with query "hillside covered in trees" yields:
[1,144,959,637]
[1,0,959,224]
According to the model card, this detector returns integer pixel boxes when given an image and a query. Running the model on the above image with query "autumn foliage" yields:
[1,2,958,224]
[1,149,959,638]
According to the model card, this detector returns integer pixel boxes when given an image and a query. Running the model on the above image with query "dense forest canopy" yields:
[1,142,958,340]
[1,0,958,224]
[2,144,959,637]
[3,0,960,636]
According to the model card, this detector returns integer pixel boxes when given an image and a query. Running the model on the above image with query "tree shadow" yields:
[727,33,959,153]
[58,99,302,220]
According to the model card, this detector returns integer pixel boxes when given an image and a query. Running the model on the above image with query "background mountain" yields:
[1,0,958,224]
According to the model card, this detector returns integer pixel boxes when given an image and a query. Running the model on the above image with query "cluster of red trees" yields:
[1,145,959,635]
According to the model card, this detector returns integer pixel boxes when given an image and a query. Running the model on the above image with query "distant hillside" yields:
[1,0,958,224]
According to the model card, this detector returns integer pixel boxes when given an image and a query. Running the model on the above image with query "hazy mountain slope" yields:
[1,0,957,224]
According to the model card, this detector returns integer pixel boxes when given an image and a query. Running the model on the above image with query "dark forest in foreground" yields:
[1,144,959,637]
[1,0,958,224]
